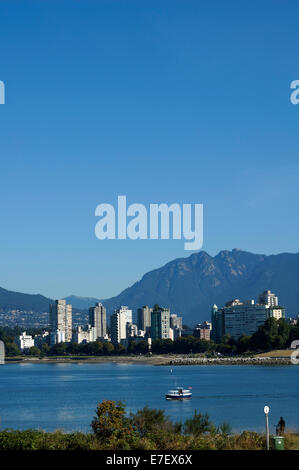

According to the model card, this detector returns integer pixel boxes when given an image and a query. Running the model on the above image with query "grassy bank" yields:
[255,349,294,358]
[0,429,298,450]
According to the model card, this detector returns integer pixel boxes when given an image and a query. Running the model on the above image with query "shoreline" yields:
[4,355,167,365]
[4,354,292,366]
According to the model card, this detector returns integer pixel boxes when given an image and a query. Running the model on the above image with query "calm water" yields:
[0,363,298,433]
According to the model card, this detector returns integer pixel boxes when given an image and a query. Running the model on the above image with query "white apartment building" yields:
[110,306,133,345]
[15,332,34,350]
[89,303,107,339]
[49,299,72,343]
[224,300,269,339]
[170,314,183,330]
[126,323,138,337]
[258,290,278,307]
[73,325,97,344]
[211,290,285,342]
[50,329,65,345]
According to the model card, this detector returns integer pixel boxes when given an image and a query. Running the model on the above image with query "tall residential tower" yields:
[137,306,152,334]
[110,306,133,345]
[151,306,170,340]
[49,299,72,343]
[89,302,107,339]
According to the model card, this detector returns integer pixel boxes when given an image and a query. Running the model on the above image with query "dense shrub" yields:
[91,400,137,447]
[0,423,298,451]
[0,430,99,450]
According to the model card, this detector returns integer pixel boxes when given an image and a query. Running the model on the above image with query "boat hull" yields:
[165,393,192,400]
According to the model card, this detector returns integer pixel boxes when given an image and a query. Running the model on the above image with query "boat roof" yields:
[168,387,190,391]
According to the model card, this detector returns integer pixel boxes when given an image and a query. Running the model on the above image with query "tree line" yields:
[1,318,299,357]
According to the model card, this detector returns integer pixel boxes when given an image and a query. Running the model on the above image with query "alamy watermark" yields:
[95,196,203,251]
[0,81,5,104]
[290,80,299,104]
[290,340,299,365]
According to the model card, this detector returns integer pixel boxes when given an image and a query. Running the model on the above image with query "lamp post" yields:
[0,340,5,365]
[264,406,270,450]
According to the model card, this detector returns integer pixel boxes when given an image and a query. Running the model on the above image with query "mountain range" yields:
[100,249,299,323]
[0,288,84,317]
[1,249,299,325]
[63,295,101,310]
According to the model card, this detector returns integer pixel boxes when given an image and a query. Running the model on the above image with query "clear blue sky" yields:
[0,0,299,299]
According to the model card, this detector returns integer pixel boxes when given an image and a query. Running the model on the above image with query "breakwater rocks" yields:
[166,356,291,366]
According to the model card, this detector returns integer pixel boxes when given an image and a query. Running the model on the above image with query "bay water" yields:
[0,363,298,433]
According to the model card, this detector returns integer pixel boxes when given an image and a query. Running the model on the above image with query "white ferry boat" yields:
[165,386,192,400]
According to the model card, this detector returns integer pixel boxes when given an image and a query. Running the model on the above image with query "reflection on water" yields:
[57,376,74,381]
[57,409,75,421]
[0,363,298,433]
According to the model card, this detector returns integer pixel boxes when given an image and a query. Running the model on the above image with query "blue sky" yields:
[0,0,299,299]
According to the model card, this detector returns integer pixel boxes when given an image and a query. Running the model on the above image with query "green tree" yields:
[85,341,104,356]
[236,335,251,354]
[50,342,67,356]
[216,342,234,355]
[28,346,40,356]
[114,343,126,355]
[250,318,277,351]
[289,326,299,344]
[151,339,162,353]
[249,317,291,352]
[277,318,291,347]
[94,341,104,355]
[5,342,21,357]
[130,406,178,439]
[183,410,214,436]
[159,339,173,354]
[102,342,114,355]
[127,341,137,354]
[66,342,81,355]
[222,333,232,345]
[40,343,50,356]
[135,341,149,355]
[91,400,136,444]
[217,421,232,436]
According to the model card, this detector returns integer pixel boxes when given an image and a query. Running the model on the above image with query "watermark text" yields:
[95,196,203,251]
[290,80,299,105]
[0,81,5,104]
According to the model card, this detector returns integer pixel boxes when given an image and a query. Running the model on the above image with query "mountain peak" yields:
[101,249,297,323]
[1,249,298,325]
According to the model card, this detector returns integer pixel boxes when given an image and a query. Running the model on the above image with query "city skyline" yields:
[11,288,286,351]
